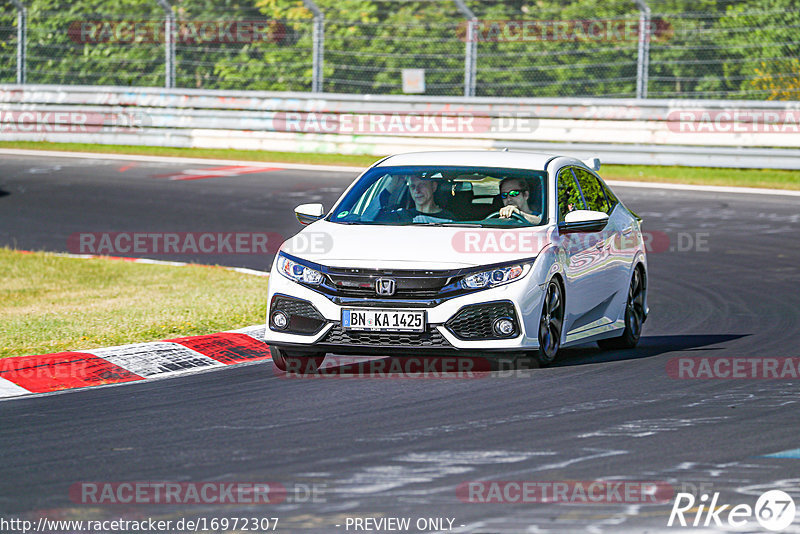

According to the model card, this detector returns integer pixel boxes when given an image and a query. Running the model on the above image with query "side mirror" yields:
[558,210,609,232]
[294,203,325,225]
[582,157,601,171]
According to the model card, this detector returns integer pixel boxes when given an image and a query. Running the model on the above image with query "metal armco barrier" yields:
[2,85,799,169]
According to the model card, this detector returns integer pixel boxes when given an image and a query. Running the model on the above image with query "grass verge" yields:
[0,248,267,358]
[0,141,379,168]
[1,141,799,190]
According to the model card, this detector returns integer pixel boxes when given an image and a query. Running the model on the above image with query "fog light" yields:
[493,317,515,337]
[271,311,289,330]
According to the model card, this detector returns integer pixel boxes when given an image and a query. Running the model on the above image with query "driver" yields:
[498,177,541,224]
[405,175,455,223]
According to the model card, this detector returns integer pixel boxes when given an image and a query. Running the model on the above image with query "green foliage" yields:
[0,0,796,98]
[0,12,15,83]
[572,168,609,213]
[714,0,800,99]
[557,168,585,219]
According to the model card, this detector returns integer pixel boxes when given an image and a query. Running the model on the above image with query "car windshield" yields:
[328,165,548,227]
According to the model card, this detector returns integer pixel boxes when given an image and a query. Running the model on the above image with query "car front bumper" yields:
[264,267,547,356]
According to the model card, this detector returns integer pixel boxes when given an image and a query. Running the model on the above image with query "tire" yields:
[269,346,326,373]
[597,267,645,350]
[534,279,564,366]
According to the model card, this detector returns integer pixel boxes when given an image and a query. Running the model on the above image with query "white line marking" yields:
[86,342,224,377]
[226,266,270,277]
[605,179,800,197]
[0,377,31,398]
[226,325,267,341]
[13,251,270,276]
[2,147,797,196]
[0,148,365,173]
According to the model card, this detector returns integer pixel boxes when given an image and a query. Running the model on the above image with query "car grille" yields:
[270,296,326,335]
[445,301,518,340]
[323,268,454,299]
[321,325,452,347]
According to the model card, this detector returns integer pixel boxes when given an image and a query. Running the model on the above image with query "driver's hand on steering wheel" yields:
[499,205,520,218]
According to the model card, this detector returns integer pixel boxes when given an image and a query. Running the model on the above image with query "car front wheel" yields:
[534,279,564,366]
[269,346,326,373]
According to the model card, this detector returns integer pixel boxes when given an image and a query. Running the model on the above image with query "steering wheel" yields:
[375,207,413,223]
[484,210,529,223]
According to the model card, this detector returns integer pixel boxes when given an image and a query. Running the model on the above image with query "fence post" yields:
[635,0,650,99]
[302,0,324,93]
[156,0,175,89]
[10,0,26,84]
[453,0,476,97]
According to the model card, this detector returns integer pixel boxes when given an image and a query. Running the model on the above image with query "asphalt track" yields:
[1,153,800,533]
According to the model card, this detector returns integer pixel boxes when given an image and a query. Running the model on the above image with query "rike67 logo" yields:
[668,490,796,531]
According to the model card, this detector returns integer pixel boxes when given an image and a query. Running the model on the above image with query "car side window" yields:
[572,168,610,214]
[557,167,585,220]
[601,180,619,212]
[355,174,396,218]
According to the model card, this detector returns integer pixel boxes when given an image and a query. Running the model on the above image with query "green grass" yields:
[2,140,799,190]
[0,248,268,358]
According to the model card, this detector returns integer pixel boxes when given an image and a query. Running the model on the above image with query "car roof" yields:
[374,150,560,171]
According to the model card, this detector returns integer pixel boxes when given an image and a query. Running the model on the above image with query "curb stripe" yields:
[0,327,271,399]
[166,166,282,181]
[167,333,272,365]
[86,342,224,378]
[0,352,143,393]
[0,377,32,397]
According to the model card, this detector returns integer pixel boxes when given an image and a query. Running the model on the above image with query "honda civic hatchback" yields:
[265,150,648,371]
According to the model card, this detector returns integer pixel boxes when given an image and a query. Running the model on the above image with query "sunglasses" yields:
[500,190,526,199]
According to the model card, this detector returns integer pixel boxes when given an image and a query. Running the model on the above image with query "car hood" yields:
[280,220,553,270]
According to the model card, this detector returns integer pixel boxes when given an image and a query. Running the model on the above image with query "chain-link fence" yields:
[1,0,798,100]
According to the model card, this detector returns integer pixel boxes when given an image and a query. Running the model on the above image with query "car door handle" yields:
[622,227,634,236]
[595,241,605,250]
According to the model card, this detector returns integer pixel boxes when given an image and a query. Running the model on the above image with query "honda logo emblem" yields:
[375,278,396,296]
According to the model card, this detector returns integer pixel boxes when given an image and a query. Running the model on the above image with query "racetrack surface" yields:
[1,154,799,532]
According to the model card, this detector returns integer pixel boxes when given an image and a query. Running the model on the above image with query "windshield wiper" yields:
[409,222,489,227]
[408,222,465,227]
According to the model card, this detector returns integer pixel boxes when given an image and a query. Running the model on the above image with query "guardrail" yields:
[1,85,799,169]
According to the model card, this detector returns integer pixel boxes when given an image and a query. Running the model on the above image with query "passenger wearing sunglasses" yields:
[498,177,542,224]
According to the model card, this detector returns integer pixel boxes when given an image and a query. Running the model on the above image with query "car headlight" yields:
[461,264,529,290]
[277,254,323,285]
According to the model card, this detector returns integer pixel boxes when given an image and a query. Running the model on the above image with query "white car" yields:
[265,150,648,371]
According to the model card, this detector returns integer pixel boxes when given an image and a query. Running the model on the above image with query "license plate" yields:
[342,309,425,332]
